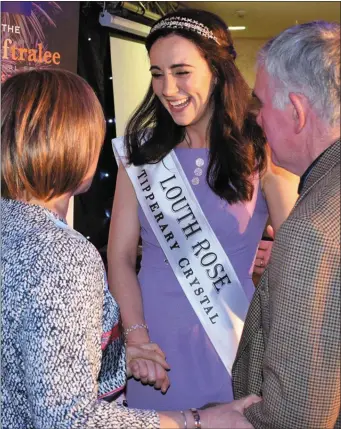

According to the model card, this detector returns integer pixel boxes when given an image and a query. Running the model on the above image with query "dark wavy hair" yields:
[125,8,267,203]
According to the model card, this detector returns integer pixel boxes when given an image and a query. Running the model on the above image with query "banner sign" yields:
[1,1,79,82]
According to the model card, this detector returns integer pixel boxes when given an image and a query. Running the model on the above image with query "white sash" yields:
[112,136,250,375]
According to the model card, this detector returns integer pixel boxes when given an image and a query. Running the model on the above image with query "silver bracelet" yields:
[180,410,187,429]
[123,323,149,338]
[190,408,201,429]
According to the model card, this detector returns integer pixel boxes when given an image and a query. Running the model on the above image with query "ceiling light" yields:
[229,26,246,31]
[99,11,151,38]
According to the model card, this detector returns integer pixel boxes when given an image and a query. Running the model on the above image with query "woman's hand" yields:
[254,225,274,275]
[126,342,170,393]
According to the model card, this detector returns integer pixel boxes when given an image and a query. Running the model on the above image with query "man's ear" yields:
[289,93,306,133]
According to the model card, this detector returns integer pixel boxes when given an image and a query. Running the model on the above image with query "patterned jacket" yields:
[232,140,341,428]
[1,199,159,429]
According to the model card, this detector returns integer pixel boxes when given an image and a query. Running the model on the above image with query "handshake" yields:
[196,397,261,429]
[126,341,260,428]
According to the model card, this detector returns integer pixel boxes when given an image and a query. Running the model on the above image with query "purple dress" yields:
[127,148,268,411]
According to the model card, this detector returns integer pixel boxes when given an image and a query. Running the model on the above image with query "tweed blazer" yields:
[232,140,340,429]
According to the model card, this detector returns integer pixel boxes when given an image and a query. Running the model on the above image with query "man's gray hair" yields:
[258,21,340,125]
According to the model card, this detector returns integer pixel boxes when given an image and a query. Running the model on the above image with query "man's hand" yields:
[126,342,170,393]
[200,395,262,429]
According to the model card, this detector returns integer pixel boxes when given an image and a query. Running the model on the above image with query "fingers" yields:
[128,359,170,393]
[253,265,266,275]
[254,237,274,275]
[126,344,170,370]
[127,359,140,379]
[266,224,275,239]
[234,395,262,412]
[256,247,268,258]
[264,242,273,264]
[253,256,266,275]
[257,240,271,251]
[141,342,166,358]
[144,361,169,393]
[127,358,146,381]
[131,359,153,384]
[142,359,156,384]
[152,363,163,390]
[140,348,170,369]
[153,361,166,388]
[255,244,269,266]
[125,342,170,394]
[255,256,265,266]
[136,359,149,381]
[159,370,170,394]
[152,361,170,393]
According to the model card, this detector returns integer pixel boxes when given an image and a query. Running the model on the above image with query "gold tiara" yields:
[150,17,220,45]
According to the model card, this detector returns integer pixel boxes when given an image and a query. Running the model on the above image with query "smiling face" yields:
[149,34,214,130]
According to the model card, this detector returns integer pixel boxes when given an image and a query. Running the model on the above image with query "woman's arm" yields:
[22,238,161,428]
[107,164,150,344]
[107,164,169,390]
[261,146,300,233]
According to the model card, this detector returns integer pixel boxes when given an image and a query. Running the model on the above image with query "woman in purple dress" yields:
[108,9,299,411]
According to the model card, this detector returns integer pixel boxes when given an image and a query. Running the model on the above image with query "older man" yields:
[233,21,340,428]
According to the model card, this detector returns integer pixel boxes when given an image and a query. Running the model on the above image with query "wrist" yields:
[124,333,150,344]
[124,322,148,337]
[123,323,150,344]
[181,409,200,429]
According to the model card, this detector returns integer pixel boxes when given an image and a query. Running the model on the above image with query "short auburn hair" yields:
[1,69,105,201]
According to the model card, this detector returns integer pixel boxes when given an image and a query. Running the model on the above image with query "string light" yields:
[105,209,111,219]
[88,37,91,41]
[99,171,110,179]
[107,118,114,123]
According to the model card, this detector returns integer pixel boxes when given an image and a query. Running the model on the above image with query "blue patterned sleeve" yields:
[20,237,160,428]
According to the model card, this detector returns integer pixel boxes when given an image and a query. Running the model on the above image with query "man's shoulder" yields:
[288,163,340,241]
[270,166,340,275]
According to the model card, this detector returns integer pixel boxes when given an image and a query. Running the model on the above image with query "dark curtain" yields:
[75,2,118,267]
